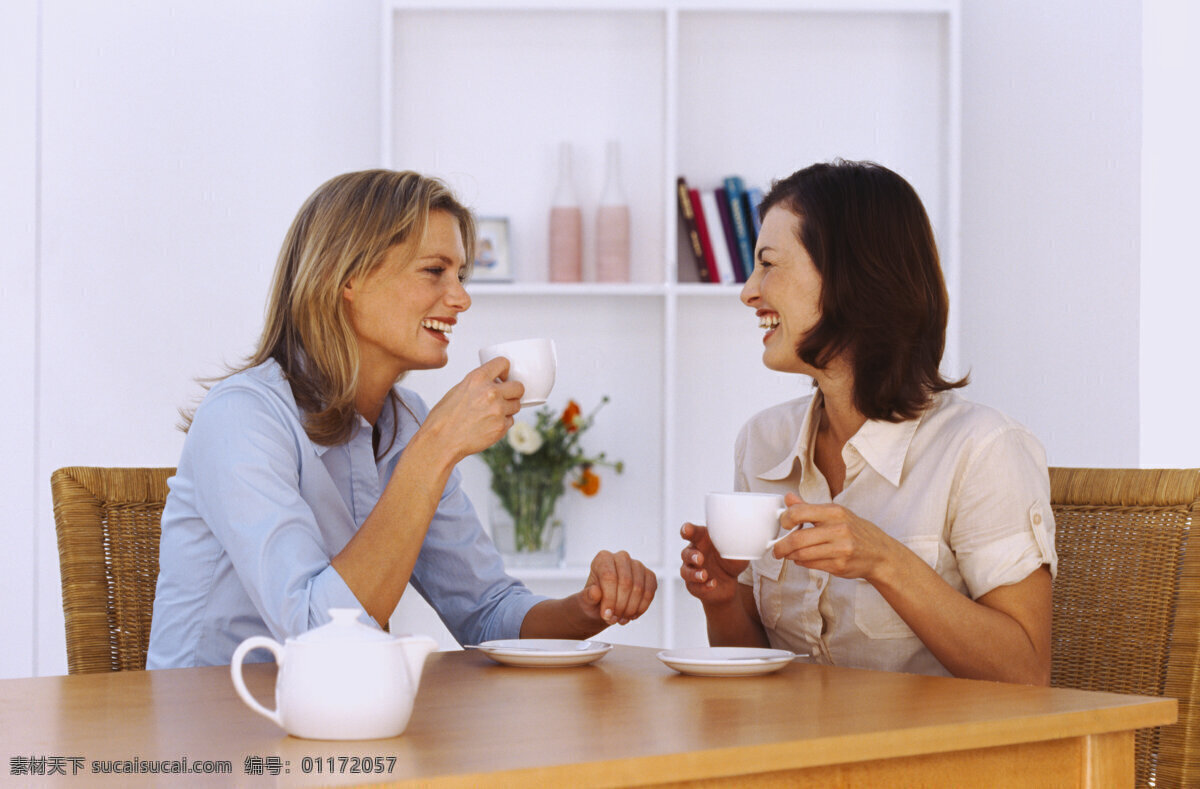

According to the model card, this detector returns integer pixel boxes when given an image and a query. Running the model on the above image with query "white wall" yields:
[3,0,380,678]
[2,1,1184,678]
[0,0,41,679]
[1140,0,1200,467]
[958,0,1142,468]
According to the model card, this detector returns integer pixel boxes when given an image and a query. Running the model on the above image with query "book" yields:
[714,187,745,283]
[688,188,721,283]
[675,176,710,282]
[723,176,755,280]
[699,190,737,285]
[744,186,765,239]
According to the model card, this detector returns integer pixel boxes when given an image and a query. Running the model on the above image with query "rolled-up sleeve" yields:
[186,386,362,640]
[950,427,1058,599]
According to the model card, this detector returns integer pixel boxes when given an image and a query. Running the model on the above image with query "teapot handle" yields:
[230,636,285,727]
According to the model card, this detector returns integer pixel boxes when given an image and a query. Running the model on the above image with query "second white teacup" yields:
[479,338,557,407]
[705,492,788,560]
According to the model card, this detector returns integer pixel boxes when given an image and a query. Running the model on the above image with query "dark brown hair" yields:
[759,159,966,420]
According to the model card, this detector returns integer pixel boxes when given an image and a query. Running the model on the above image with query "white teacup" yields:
[704,492,788,560]
[479,338,557,407]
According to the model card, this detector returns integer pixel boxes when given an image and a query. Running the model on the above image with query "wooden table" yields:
[0,646,1175,787]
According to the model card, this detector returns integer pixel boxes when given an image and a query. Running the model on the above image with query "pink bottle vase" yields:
[595,140,630,282]
[548,142,582,282]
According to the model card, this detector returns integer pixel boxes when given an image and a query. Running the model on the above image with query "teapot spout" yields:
[398,635,438,688]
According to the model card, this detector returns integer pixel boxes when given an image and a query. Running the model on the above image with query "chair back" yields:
[1049,467,1200,788]
[51,467,174,674]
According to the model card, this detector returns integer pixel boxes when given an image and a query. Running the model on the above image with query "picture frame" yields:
[471,217,512,282]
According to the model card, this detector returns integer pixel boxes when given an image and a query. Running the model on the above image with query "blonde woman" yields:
[147,170,656,668]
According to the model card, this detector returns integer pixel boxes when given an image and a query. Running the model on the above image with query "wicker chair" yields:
[1049,467,1200,788]
[51,467,174,674]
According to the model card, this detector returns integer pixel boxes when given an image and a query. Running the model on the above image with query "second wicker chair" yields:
[1049,466,1200,788]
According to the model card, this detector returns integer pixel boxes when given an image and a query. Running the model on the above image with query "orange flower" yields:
[571,466,601,496]
[561,400,582,432]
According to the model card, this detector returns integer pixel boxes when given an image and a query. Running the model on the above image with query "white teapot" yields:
[230,608,438,740]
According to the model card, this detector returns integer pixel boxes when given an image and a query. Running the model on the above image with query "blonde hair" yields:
[184,169,475,445]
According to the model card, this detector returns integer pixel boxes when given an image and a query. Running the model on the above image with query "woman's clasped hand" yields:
[582,550,658,626]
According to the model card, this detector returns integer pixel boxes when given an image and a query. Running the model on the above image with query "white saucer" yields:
[467,639,613,667]
[656,647,799,677]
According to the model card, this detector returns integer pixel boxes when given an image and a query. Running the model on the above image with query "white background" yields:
[1,0,1196,678]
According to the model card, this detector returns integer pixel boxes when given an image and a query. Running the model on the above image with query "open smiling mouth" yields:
[421,319,453,340]
[758,313,779,338]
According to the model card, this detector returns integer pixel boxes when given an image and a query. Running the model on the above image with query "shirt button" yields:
[1033,513,1043,525]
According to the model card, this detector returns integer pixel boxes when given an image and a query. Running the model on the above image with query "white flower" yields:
[506,421,543,455]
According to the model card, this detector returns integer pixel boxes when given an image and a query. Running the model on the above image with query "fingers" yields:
[780,498,850,533]
[502,381,525,408]
[588,550,656,625]
[677,523,750,599]
[678,522,708,582]
[679,521,711,548]
[680,544,707,583]
[770,515,833,559]
[479,355,511,381]
[471,359,524,407]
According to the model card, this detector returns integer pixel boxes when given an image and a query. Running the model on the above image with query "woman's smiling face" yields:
[343,209,471,377]
[740,206,824,375]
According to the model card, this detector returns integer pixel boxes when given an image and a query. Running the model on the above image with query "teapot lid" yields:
[294,608,393,644]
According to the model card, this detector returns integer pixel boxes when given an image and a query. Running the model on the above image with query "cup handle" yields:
[764,528,796,551]
[764,507,793,551]
[230,636,285,727]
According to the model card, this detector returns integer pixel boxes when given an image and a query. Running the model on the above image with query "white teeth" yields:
[421,319,452,334]
[758,314,780,330]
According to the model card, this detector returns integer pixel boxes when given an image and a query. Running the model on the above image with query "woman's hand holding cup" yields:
[423,356,524,463]
[705,492,793,557]
[679,521,749,606]
[478,338,557,408]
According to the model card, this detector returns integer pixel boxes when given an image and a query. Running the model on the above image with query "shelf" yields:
[385,1,957,12]
[466,283,667,297]
[465,282,754,297]
[672,283,747,297]
[384,0,960,652]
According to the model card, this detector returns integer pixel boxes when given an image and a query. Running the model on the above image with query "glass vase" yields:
[548,141,582,282]
[595,139,630,282]
[489,473,566,568]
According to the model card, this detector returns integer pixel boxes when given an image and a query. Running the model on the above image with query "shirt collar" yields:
[756,392,822,482]
[845,411,923,487]
[312,389,413,462]
[755,389,924,488]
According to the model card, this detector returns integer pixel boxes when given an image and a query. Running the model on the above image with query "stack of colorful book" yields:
[676,175,764,284]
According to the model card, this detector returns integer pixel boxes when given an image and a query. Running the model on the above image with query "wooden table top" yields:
[0,646,1176,787]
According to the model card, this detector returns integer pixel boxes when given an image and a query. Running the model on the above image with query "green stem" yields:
[501,472,565,552]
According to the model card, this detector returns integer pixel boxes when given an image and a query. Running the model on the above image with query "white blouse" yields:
[735,390,1057,676]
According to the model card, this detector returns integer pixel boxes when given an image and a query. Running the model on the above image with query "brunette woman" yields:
[681,160,1054,684]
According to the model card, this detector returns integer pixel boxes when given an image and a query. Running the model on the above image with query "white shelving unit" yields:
[381,0,961,650]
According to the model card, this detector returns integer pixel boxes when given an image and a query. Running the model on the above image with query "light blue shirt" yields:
[146,359,542,668]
